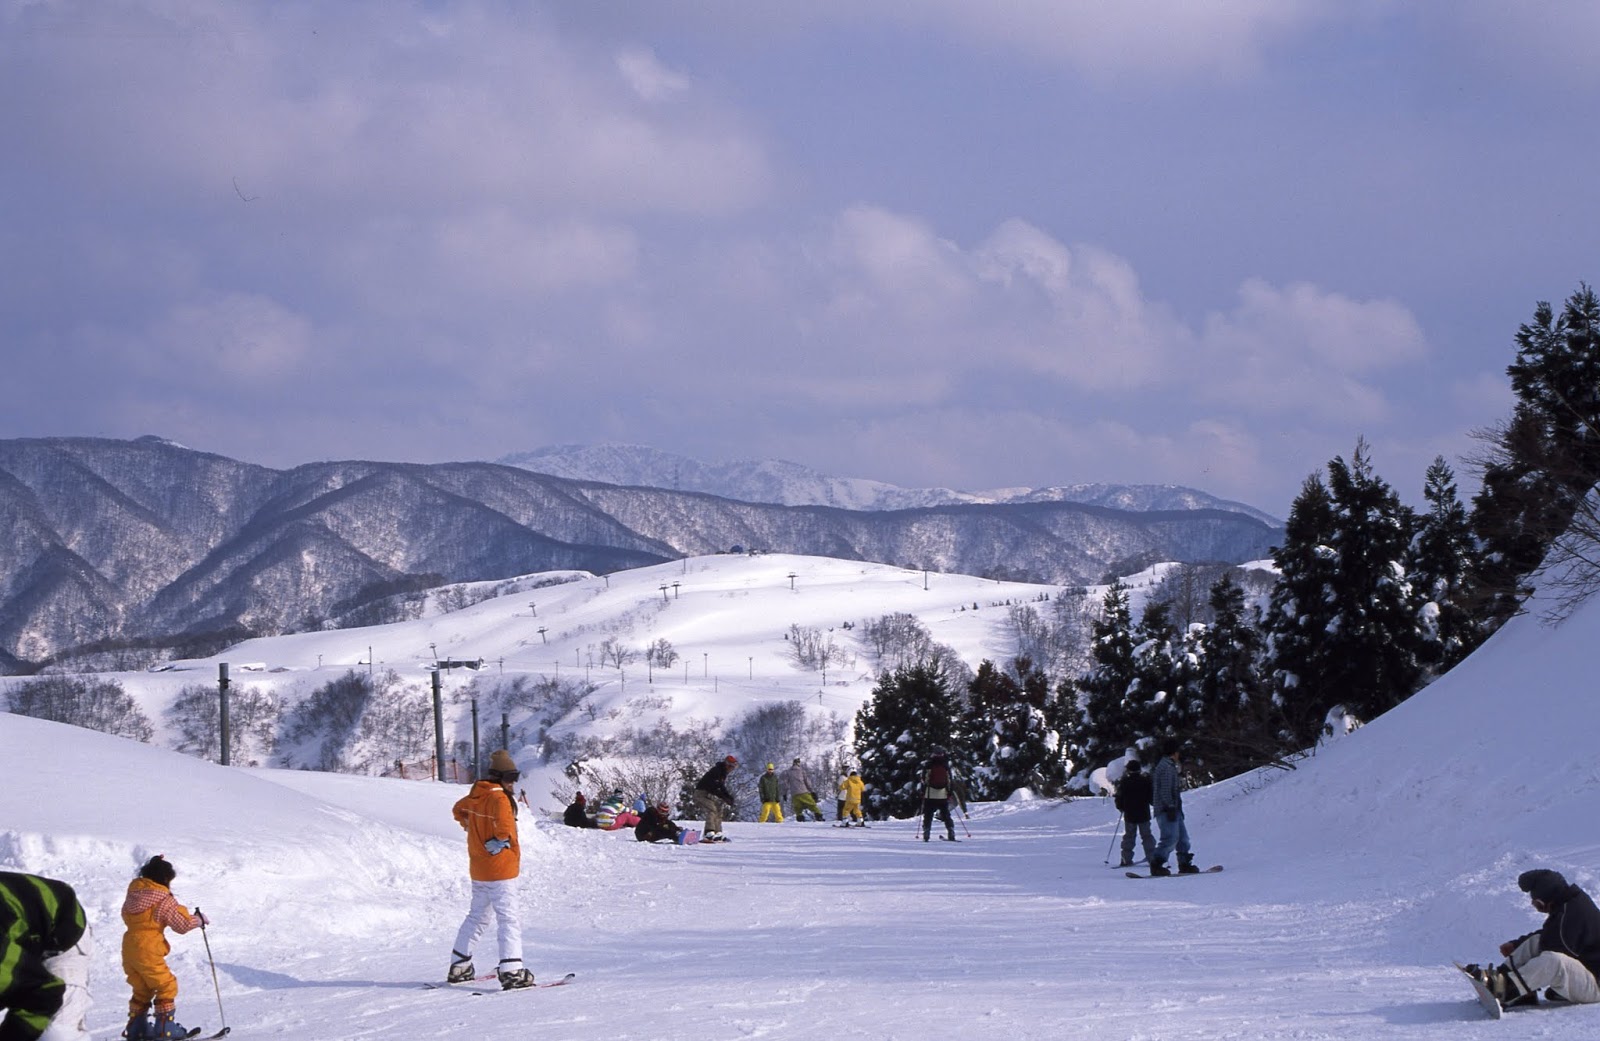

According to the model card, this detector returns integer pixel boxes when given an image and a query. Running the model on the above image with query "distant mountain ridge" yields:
[0,437,1282,671]
[498,443,1282,525]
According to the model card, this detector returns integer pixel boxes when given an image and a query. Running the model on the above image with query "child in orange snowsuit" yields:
[121,855,206,1040]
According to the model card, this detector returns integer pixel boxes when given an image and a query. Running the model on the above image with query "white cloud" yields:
[1197,279,1428,422]
[145,293,314,384]
[617,46,690,102]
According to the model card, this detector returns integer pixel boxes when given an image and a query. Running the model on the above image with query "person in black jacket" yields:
[634,801,684,844]
[0,871,92,1041]
[1468,869,1600,1007]
[693,755,739,843]
[1113,759,1156,868]
[562,792,599,829]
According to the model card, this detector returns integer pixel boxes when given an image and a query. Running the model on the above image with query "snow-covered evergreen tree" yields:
[959,658,1067,800]
[853,662,958,818]
[1263,473,1343,746]
[1473,284,1600,623]
[1125,598,1193,741]
[1409,456,1482,676]
[1267,442,1421,744]
[1063,581,1137,776]
[1189,573,1272,780]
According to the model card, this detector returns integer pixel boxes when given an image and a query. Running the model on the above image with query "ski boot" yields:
[1486,964,1538,1008]
[150,1008,190,1040]
[498,965,536,991]
[1148,863,1172,877]
[1177,857,1201,875]
[447,950,476,983]
[123,1013,154,1040]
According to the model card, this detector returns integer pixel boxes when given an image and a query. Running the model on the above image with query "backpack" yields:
[926,761,949,789]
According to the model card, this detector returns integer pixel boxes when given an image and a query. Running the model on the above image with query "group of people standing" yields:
[1112,737,1198,875]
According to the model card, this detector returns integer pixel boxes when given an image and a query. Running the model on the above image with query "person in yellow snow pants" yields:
[758,764,785,822]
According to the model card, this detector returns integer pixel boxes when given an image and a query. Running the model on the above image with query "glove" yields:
[484,837,511,855]
[194,910,209,927]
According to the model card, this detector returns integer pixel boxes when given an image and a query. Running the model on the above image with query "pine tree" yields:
[1125,599,1191,741]
[1267,442,1421,744]
[960,658,1067,800]
[1263,473,1342,746]
[1189,573,1272,780]
[1409,456,1482,675]
[1063,582,1138,774]
[1472,285,1600,622]
[853,662,958,819]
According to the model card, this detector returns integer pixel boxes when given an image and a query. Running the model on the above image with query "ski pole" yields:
[957,809,973,839]
[1104,816,1122,864]
[197,909,229,1036]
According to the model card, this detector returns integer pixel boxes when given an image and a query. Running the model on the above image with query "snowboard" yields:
[1125,865,1223,879]
[1454,962,1503,1020]
[423,972,575,992]
[677,828,700,845]
[470,972,576,995]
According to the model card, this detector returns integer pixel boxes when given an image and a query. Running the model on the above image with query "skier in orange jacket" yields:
[447,750,534,990]
[120,855,206,1040]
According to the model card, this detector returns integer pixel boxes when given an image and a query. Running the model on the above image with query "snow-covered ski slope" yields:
[3,555,1598,1039]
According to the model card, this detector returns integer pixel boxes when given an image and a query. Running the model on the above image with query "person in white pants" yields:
[448,750,534,990]
[1474,869,1600,1007]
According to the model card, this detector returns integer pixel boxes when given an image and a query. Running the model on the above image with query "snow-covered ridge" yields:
[499,442,1283,524]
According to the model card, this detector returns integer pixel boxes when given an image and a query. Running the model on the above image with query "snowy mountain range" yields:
[0,437,1280,670]
[500,443,1283,524]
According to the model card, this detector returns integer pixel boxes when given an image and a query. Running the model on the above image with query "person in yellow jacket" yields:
[840,771,866,826]
[120,855,205,1040]
[448,750,534,991]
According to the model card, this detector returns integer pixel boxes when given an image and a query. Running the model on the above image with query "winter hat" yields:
[488,749,518,776]
[574,792,586,805]
[1125,760,1142,773]
[1518,869,1568,903]
[793,757,802,765]
[765,763,775,771]
[724,754,738,765]
[139,855,176,886]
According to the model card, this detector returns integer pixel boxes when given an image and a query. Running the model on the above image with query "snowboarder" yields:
[1148,738,1199,876]
[120,855,206,1040]
[757,764,785,822]
[0,870,91,1041]
[840,770,865,826]
[782,758,825,822]
[562,792,598,829]
[919,751,965,841]
[1464,869,1600,1008]
[448,750,535,991]
[633,801,683,844]
[1113,759,1156,868]
[693,755,738,842]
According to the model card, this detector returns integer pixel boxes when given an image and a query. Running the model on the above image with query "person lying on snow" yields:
[562,792,599,829]
[634,801,684,844]
[1464,869,1600,1007]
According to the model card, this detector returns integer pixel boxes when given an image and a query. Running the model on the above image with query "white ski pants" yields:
[1509,934,1600,1003]
[452,879,524,969]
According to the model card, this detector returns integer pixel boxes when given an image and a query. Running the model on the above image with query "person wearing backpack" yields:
[1113,758,1156,868]
[919,750,965,842]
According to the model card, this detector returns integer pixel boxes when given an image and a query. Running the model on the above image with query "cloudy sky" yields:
[4,1,1597,516]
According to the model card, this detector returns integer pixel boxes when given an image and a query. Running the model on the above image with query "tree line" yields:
[853,284,1600,805]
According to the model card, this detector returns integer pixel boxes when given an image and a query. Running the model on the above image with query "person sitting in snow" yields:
[1113,758,1156,869]
[121,855,207,1040]
[634,800,684,844]
[757,763,785,822]
[562,792,598,829]
[1465,869,1600,1007]
[0,870,91,1041]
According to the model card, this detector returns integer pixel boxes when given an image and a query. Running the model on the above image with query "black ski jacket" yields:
[634,806,682,843]
[1515,872,1600,980]
[695,762,736,804]
[1115,771,1153,824]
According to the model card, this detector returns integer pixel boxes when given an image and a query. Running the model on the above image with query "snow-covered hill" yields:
[2,555,1598,1039]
